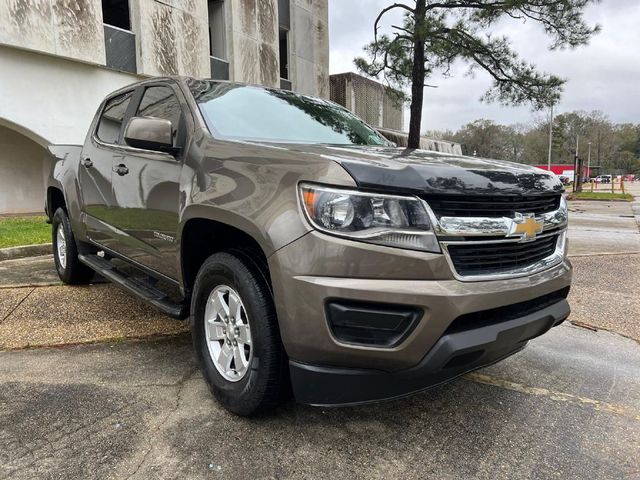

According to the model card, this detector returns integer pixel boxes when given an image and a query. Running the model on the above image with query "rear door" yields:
[78,90,135,249]
[109,83,187,279]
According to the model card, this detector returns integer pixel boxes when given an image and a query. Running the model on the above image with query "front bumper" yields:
[268,230,573,405]
[290,299,569,406]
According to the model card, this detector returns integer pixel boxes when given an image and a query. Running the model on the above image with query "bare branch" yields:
[374,3,415,43]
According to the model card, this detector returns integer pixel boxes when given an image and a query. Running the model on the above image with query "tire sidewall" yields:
[191,254,276,414]
[52,208,72,282]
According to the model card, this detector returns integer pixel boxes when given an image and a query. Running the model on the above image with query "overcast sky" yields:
[328,0,639,132]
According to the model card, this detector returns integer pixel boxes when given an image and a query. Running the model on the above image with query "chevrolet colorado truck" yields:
[45,77,571,415]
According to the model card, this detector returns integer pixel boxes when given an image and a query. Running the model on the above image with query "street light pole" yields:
[573,134,580,189]
[547,104,554,171]
[587,142,592,181]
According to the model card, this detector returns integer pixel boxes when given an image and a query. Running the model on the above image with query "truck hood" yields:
[283,144,563,196]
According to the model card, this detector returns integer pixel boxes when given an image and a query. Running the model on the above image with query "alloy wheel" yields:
[204,285,253,382]
[56,223,67,270]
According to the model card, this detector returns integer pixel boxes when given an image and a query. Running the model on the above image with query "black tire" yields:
[191,251,289,416]
[52,208,94,285]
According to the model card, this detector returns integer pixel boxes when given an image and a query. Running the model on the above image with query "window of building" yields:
[96,91,134,144]
[101,0,130,31]
[278,0,290,29]
[137,86,184,148]
[279,28,289,80]
[208,0,226,59]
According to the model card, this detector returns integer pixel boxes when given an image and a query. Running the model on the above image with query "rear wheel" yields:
[52,208,94,284]
[191,252,289,416]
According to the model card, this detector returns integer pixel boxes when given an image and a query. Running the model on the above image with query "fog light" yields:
[326,300,422,347]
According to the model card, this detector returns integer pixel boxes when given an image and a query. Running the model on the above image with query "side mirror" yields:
[124,116,176,153]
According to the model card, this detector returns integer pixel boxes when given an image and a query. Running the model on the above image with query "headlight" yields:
[299,183,440,252]
[559,195,568,214]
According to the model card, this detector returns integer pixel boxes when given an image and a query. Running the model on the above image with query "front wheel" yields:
[52,208,94,285]
[191,252,289,416]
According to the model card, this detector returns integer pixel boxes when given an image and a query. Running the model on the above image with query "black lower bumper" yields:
[290,299,570,406]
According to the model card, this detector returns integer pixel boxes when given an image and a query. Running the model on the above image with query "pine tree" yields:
[355,0,600,148]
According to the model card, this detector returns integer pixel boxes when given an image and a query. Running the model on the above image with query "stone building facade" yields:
[0,0,329,213]
[330,72,404,132]
[330,72,462,155]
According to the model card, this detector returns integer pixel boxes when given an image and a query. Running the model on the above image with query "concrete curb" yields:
[0,243,52,261]
[569,251,640,258]
[631,198,640,231]
[566,196,632,202]
[630,188,640,231]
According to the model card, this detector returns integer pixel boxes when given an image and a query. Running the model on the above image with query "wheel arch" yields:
[46,186,66,221]
[178,211,273,295]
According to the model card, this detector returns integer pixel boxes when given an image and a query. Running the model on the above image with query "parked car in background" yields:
[558,175,572,186]
[595,175,612,183]
[45,77,572,415]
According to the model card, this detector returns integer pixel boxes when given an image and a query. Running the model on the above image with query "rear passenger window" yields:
[96,91,133,144]
[137,86,183,147]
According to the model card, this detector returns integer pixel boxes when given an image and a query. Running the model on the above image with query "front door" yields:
[110,84,185,279]
[78,90,135,250]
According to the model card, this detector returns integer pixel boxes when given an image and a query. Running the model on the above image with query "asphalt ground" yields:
[568,199,640,256]
[0,193,639,478]
[568,253,640,342]
[1,324,638,480]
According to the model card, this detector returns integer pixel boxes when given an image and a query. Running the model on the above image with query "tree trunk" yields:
[408,0,427,149]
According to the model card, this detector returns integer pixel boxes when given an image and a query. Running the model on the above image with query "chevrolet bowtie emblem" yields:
[508,213,544,241]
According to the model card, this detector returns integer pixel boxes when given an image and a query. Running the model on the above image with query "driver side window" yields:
[136,86,184,148]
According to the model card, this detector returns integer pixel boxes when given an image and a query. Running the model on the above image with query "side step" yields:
[78,254,189,319]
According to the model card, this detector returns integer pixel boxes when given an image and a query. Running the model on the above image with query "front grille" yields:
[425,194,561,218]
[447,234,559,276]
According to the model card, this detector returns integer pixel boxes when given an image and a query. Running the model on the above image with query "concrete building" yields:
[330,72,462,155]
[0,0,329,214]
[330,72,403,131]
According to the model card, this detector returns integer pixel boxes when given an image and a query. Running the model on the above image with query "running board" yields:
[78,254,188,319]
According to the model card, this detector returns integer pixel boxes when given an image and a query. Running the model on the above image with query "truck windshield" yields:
[189,80,389,146]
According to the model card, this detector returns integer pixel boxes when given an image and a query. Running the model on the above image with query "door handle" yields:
[114,164,129,176]
[82,158,93,168]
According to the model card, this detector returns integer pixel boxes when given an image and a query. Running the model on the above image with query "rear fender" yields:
[46,145,88,241]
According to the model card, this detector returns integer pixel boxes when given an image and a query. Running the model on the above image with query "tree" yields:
[452,119,504,157]
[425,110,640,173]
[355,0,600,148]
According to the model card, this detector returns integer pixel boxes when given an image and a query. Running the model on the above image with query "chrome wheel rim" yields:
[204,285,252,382]
[56,223,67,270]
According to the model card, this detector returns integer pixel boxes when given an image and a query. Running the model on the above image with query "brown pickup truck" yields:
[46,77,571,415]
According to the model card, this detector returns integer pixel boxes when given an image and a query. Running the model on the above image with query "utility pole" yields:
[547,104,554,171]
[587,142,592,181]
[573,135,580,191]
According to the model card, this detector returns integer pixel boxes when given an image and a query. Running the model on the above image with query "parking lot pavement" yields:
[0,193,638,479]
[568,199,640,256]
[569,253,640,342]
[1,323,638,480]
